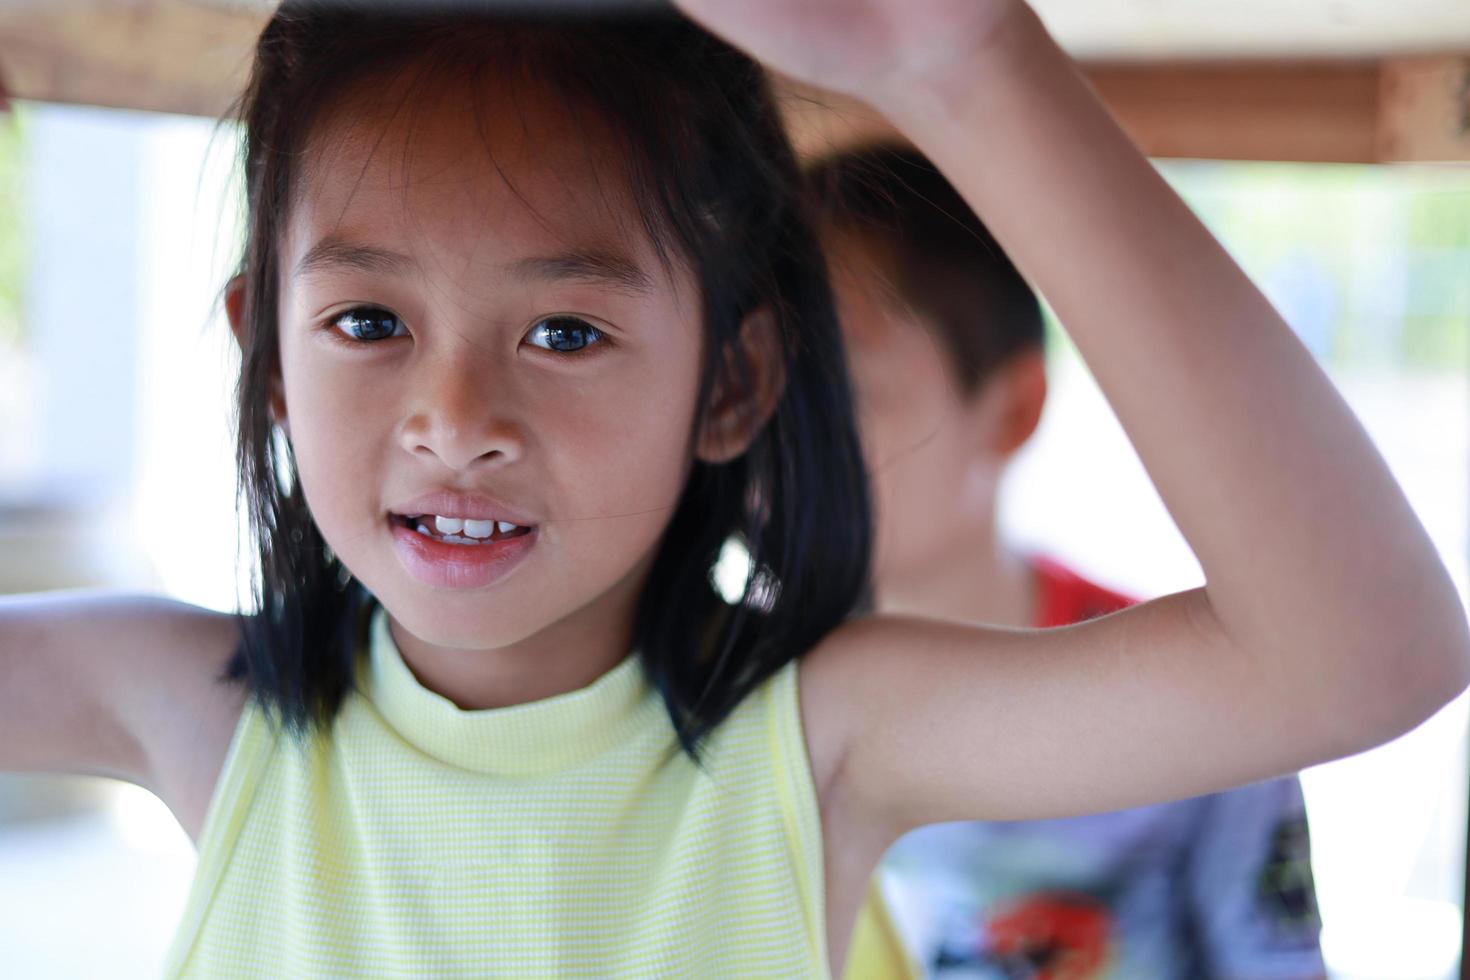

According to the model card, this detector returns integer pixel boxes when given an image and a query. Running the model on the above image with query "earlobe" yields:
[222,273,290,432]
[695,308,787,464]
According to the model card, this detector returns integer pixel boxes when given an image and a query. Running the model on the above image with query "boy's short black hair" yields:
[809,143,1045,393]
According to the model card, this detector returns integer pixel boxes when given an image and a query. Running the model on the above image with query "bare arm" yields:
[0,591,242,804]
[679,0,1470,829]
[871,4,1468,719]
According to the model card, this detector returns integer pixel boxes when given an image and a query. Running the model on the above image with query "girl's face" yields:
[273,76,706,653]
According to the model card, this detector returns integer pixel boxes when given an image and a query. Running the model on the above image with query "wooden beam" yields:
[0,0,265,119]
[779,58,1470,164]
[1089,62,1382,163]
[1378,55,1470,161]
[1,1,1467,163]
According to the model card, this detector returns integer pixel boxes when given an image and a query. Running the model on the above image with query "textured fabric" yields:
[842,878,924,980]
[843,555,1325,979]
[163,603,829,978]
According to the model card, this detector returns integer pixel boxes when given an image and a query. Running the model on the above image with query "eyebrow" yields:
[294,238,416,280]
[293,237,654,296]
[509,250,654,296]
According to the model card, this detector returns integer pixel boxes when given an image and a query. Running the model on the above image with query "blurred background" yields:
[0,2,1468,978]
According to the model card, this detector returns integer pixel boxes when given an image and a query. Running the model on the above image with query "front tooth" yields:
[462,518,496,539]
[434,515,464,534]
[497,521,516,535]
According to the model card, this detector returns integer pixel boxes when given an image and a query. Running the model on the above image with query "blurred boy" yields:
[813,145,1326,980]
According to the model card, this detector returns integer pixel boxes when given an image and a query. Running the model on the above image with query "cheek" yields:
[552,402,689,514]
[277,342,387,537]
[537,352,702,554]
[861,383,976,573]
[858,373,948,483]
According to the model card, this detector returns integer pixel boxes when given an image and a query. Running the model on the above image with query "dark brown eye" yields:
[333,307,406,342]
[526,316,603,353]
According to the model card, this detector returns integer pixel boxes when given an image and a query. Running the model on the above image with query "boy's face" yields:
[827,229,1009,586]
[271,76,707,653]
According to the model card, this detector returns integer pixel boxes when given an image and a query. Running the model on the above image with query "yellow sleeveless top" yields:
[163,605,830,978]
[841,879,922,980]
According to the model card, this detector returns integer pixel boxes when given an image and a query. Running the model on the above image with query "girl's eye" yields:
[525,316,605,354]
[331,306,407,343]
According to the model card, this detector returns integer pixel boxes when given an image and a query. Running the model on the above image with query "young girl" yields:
[1,1,1465,977]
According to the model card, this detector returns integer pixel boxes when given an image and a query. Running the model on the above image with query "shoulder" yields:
[0,592,248,839]
[796,615,933,803]
[86,596,250,840]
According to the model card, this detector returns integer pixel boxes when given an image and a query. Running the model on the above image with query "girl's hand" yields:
[670,0,1030,108]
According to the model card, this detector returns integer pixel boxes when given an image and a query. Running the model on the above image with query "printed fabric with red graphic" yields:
[874,553,1325,980]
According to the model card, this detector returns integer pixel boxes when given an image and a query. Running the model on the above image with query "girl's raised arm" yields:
[0,592,243,836]
[676,0,1470,829]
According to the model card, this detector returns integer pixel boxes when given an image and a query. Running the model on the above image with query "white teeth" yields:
[410,514,525,544]
[413,522,486,546]
[462,519,495,539]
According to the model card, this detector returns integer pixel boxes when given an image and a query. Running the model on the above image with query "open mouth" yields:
[390,513,536,546]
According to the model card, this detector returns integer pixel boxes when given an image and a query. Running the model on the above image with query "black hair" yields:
[808,142,1045,394]
[222,0,871,756]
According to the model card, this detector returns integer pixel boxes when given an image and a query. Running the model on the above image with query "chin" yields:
[380,591,550,652]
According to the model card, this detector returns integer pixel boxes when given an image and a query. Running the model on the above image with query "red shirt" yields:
[1031,554,1134,628]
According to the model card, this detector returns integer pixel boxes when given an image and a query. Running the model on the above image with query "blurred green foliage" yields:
[0,105,25,351]
[1162,161,1470,372]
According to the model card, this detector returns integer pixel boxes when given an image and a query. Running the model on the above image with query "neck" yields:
[386,563,647,711]
[877,517,1035,629]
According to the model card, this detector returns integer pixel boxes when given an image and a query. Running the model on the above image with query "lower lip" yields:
[389,519,537,589]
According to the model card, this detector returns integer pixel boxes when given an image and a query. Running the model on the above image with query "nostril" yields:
[399,415,525,470]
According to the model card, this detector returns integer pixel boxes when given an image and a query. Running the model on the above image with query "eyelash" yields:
[321,306,607,355]
[326,307,408,344]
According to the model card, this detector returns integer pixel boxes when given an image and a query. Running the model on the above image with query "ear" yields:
[973,347,1047,460]
[223,274,290,431]
[223,274,248,349]
[695,307,786,464]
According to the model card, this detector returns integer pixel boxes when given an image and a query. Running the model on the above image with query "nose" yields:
[397,350,526,471]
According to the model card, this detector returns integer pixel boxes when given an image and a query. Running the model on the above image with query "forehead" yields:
[284,69,663,282]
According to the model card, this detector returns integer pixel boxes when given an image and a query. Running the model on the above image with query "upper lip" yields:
[389,490,539,526]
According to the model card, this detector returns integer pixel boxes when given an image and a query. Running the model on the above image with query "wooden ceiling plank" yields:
[781,60,1470,164]
[1377,56,1470,162]
[2,2,1468,163]
[0,0,263,118]
[1088,63,1382,163]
